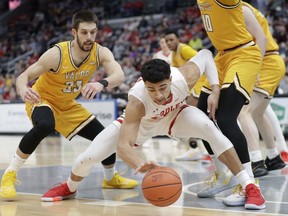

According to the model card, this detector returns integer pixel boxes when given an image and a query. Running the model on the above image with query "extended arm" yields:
[117,96,158,173]
[16,46,60,104]
[186,49,220,120]
[243,5,267,59]
[98,45,125,88]
[81,45,125,99]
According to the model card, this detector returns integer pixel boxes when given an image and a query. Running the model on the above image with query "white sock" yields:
[276,140,288,152]
[275,130,288,152]
[67,177,80,192]
[266,148,278,159]
[243,162,254,182]
[249,150,263,162]
[265,105,288,152]
[103,167,115,181]
[236,170,253,189]
[5,153,27,174]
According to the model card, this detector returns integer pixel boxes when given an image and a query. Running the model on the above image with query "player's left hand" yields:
[135,161,159,174]
[207,85,220,122]
[81,82,104,100]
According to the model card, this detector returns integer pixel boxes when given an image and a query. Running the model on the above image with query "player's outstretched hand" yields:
[135,161,159,174]
[20,87,41,105]
[81,82,104,100]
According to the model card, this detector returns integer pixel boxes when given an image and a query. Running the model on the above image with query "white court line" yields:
[14,192,288,215]
[83,200,287,216]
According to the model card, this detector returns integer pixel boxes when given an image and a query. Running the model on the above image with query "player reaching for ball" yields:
[41,49,265,210]
[116,51,265,210]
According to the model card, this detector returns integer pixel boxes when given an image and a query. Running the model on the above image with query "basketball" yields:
[142,166,182,207]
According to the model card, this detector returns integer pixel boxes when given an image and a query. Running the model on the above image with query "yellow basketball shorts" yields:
[26,100,95,140]
[254,54,285,98]
[202,45,262,103]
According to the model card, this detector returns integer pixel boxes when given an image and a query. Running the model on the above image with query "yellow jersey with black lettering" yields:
[242,2,279,52]
[33,41,99,107]
[172,43,197,67]
[197,0,253,51]
[26,41,100,139]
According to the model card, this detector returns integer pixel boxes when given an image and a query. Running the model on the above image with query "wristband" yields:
[98,79,109,88]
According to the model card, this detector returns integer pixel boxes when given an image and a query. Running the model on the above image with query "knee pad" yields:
[101,153,116,166]
[72,152,95,177]
[19,107,55,154]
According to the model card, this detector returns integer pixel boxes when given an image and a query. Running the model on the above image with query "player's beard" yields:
[77,37,93,52]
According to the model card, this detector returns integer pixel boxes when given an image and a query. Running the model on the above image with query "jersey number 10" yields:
[201,14,213,32]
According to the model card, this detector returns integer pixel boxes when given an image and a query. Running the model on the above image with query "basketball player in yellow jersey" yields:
[196,0,267,209]
[0,10,138,202]
[223,2,286,206]
[238,2,286,177]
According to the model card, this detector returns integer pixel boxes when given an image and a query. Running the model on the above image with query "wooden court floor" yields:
[0,135,287,216]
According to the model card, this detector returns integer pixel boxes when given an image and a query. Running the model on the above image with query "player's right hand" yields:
[20,87,41,104]
[135,161,159,174]
[81,82,104,100]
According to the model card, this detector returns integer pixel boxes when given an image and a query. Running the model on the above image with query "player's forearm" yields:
[16,73,29,95]
[255,35,267,59]
[211,84,220,97]
[188,49,219,85]
[117,142,145,170]
[105,64,125,89]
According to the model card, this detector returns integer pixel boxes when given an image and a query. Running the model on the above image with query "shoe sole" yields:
[253,170,269,178]
[267,164,286,171]
[198,186,234,198]
[102,185,138,189]
[0,191,17,201]
[222,199,245,206]
[41,193,77,202]
[0,196,17,201]
[245,203,266,210]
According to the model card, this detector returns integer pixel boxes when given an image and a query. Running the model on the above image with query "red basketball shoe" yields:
[41,183,76,202]
[244,183,266,210]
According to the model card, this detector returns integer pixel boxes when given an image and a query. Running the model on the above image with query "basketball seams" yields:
[142,167,182,207]
[144,188,182,204]
[143,171,181,180]
[142,183,182,190]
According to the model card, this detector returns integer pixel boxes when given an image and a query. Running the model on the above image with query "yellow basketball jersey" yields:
[242,2,279,52]
[197,0,253,51]
[172,43,197,67]
[33,41,99,107]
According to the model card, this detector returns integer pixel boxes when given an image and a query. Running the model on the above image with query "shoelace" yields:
[113,172,130,185]
[2,173,20,186]
[204,171,231,186]
[232,184,245,196]
[50,183,69,193]
[246,185,260,198]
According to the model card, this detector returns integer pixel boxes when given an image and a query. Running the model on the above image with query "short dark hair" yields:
[72,9,98,30]
[140,59,171,83]
[164,30,179,38]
